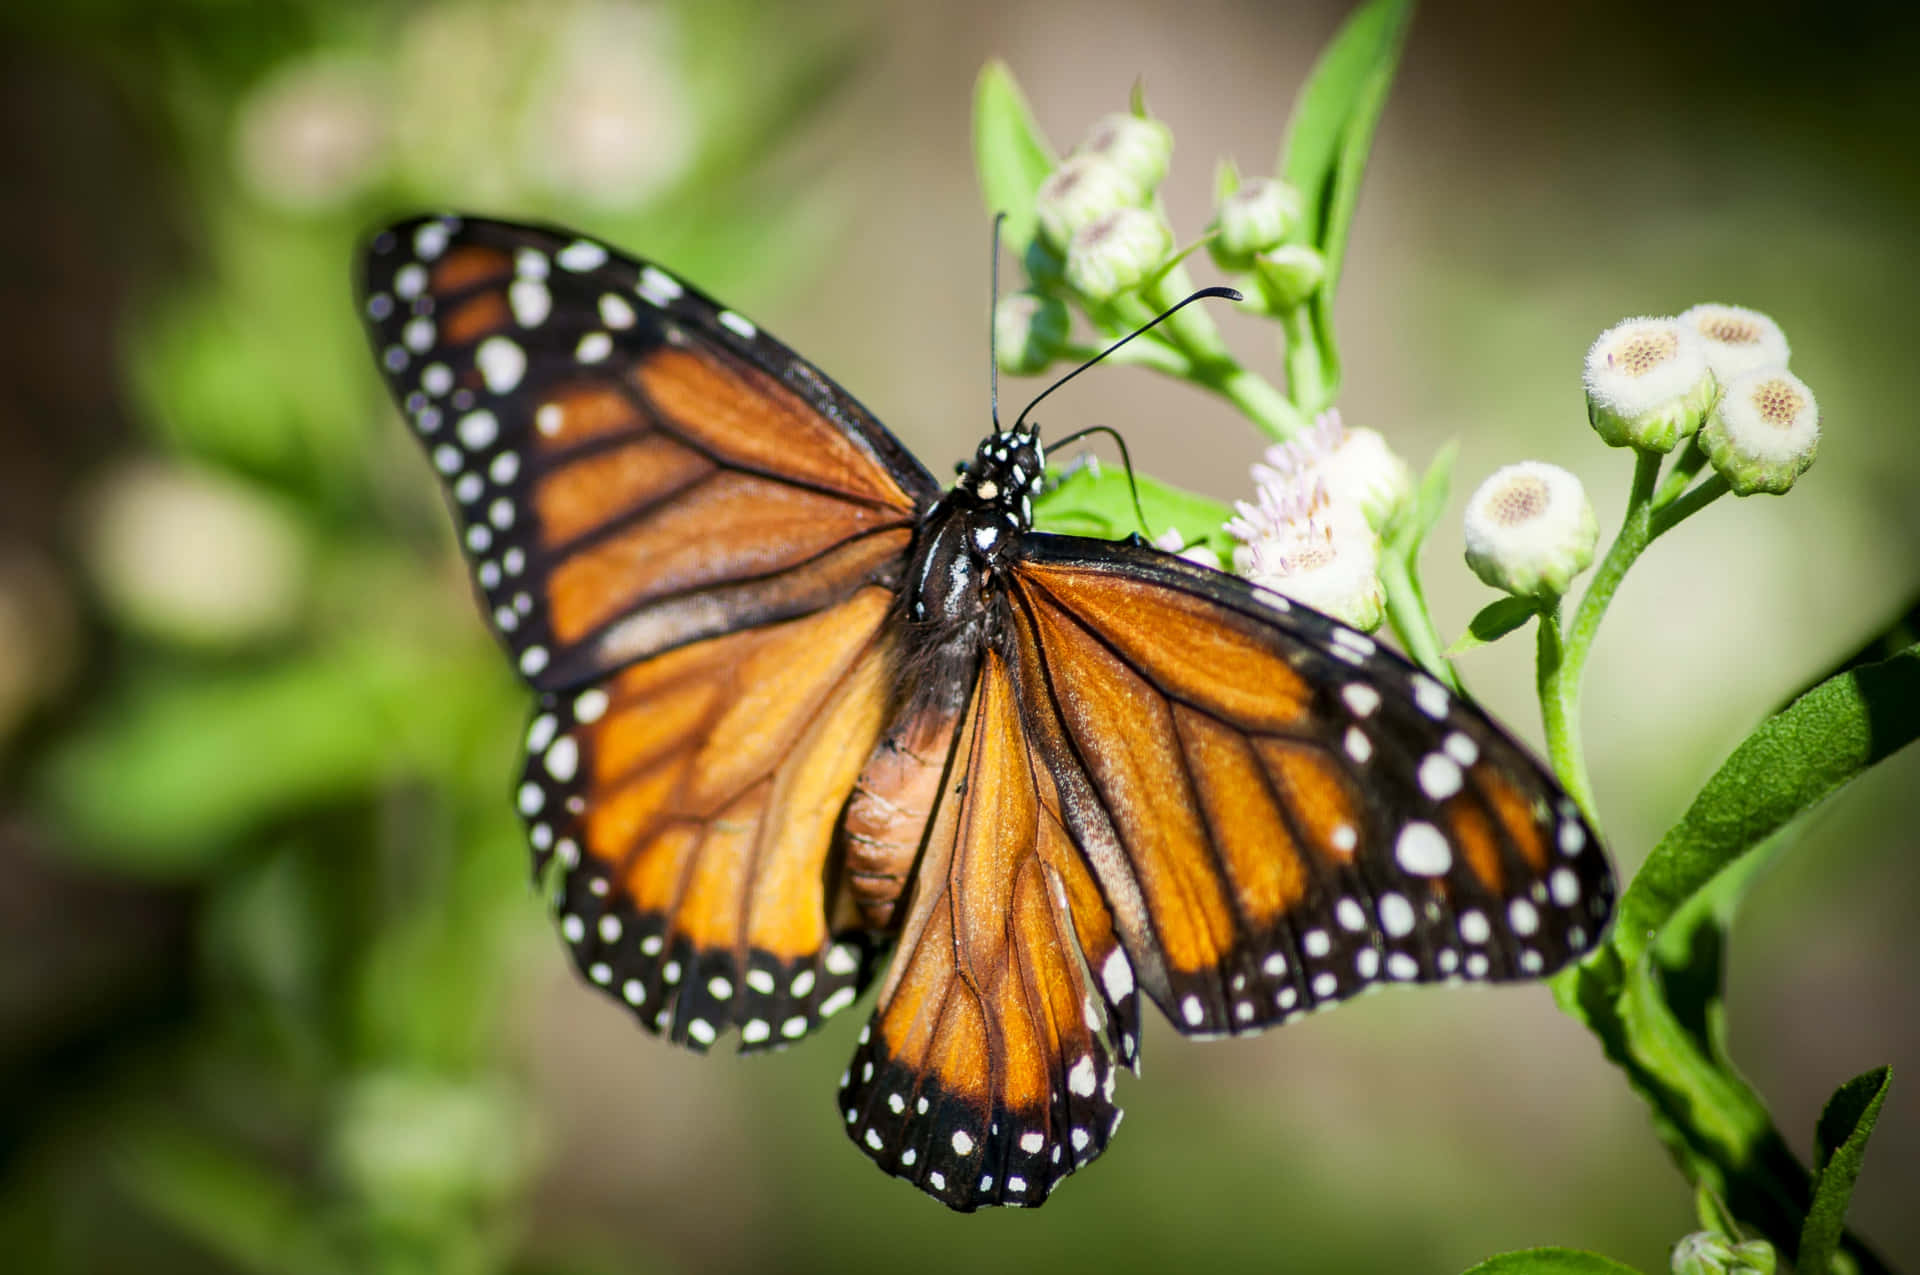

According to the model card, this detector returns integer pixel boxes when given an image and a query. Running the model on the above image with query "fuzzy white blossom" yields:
[1247,410,1412,534]
[1699,368,1820,495]
[1462,462,1597,600]
[1227,450,1384,631]
[1584,316,1717,453]
[1678,303,1792,382]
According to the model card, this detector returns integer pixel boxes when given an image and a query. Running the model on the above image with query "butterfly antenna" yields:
[1011,284,1241,433]
[1050,422,1152,537]
[988,212,1006,431]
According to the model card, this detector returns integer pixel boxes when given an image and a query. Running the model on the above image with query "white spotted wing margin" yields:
[838,648,1136,1211]
[512,592,901,1056]
[355,214,940,695]
[998,535,1616,1040]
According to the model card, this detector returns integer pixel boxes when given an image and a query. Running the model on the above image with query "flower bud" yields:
[1210,177,1304,267]
[994,291,1070,376]
[1583,317,1717,453]
[1698,367,1819,495]
[1671,1232,1776,1275]
[1064,207,1172,302]
[1678,303,1791,382]
[1035,155,1142,252]
[1252,244,1326,310]
[1463,461,1597,600]
[1076,112,1173,196]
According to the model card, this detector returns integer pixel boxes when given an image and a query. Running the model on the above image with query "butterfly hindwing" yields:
[356,215,940,693]
[522,585,900,1051]
[837,647,1133,1210]
[1001,536,1614,1038]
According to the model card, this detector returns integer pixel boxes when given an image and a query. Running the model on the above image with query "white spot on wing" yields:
[1395,822,1452,875]
[557,240,608,271]
[476,337,526,393]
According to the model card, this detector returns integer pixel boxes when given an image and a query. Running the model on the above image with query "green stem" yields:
[1136,271,1306,441]
[1652,436,1711,511]
[1380,555,1460,694]
[1539,448,1664,825]
[1279,305,1329,415]
[1061,339,1194,378]
[1535,603,1595,823]
[1208,365,1308,440]
[1650,473,1730,538]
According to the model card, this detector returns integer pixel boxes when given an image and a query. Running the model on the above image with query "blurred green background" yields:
[1,2,1915,1272]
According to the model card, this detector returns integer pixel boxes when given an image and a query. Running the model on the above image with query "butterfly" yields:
[356,214,1615,1212]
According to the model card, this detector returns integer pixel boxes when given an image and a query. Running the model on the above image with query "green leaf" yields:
[1448,596,1540,654]
[972,60,1060,260]
[1458,1248,1647,1275]
[36,634,509,875]
[1276,0,1413,409]
[1379,443,1460,690]
[1612,643,1920,971]
[1033,463,1235,558]
[1800,1066,1893,1275]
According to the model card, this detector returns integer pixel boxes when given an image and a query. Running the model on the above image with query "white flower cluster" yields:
[1584,303,1817,495]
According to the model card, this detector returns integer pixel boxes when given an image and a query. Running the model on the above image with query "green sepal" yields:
[1447,596,1540,655]
[1800,1066,1893,1275]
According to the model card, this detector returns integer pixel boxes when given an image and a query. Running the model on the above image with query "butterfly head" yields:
[953,423,1046,534]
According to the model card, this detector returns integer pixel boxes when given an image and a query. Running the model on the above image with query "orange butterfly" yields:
[357,215,1614,1211]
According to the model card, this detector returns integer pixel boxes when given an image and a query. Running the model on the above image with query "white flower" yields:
[1227,476,1384,631]
[1583,316,1717,452]
[1247,410,1411,534]
[1462,462,1597,599]
[1678,303,1792,382]
[1699,368,1819,495]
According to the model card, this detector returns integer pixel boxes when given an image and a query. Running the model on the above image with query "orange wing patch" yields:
[518,588,898,1053]
[636,347,918,510]
[838,651,1130,1211]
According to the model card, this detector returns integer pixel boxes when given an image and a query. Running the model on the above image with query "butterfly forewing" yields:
[356,215,939,692]
[1001,537,1613,1038]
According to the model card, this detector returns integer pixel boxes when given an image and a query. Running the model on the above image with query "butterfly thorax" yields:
[904,424,1045,629]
